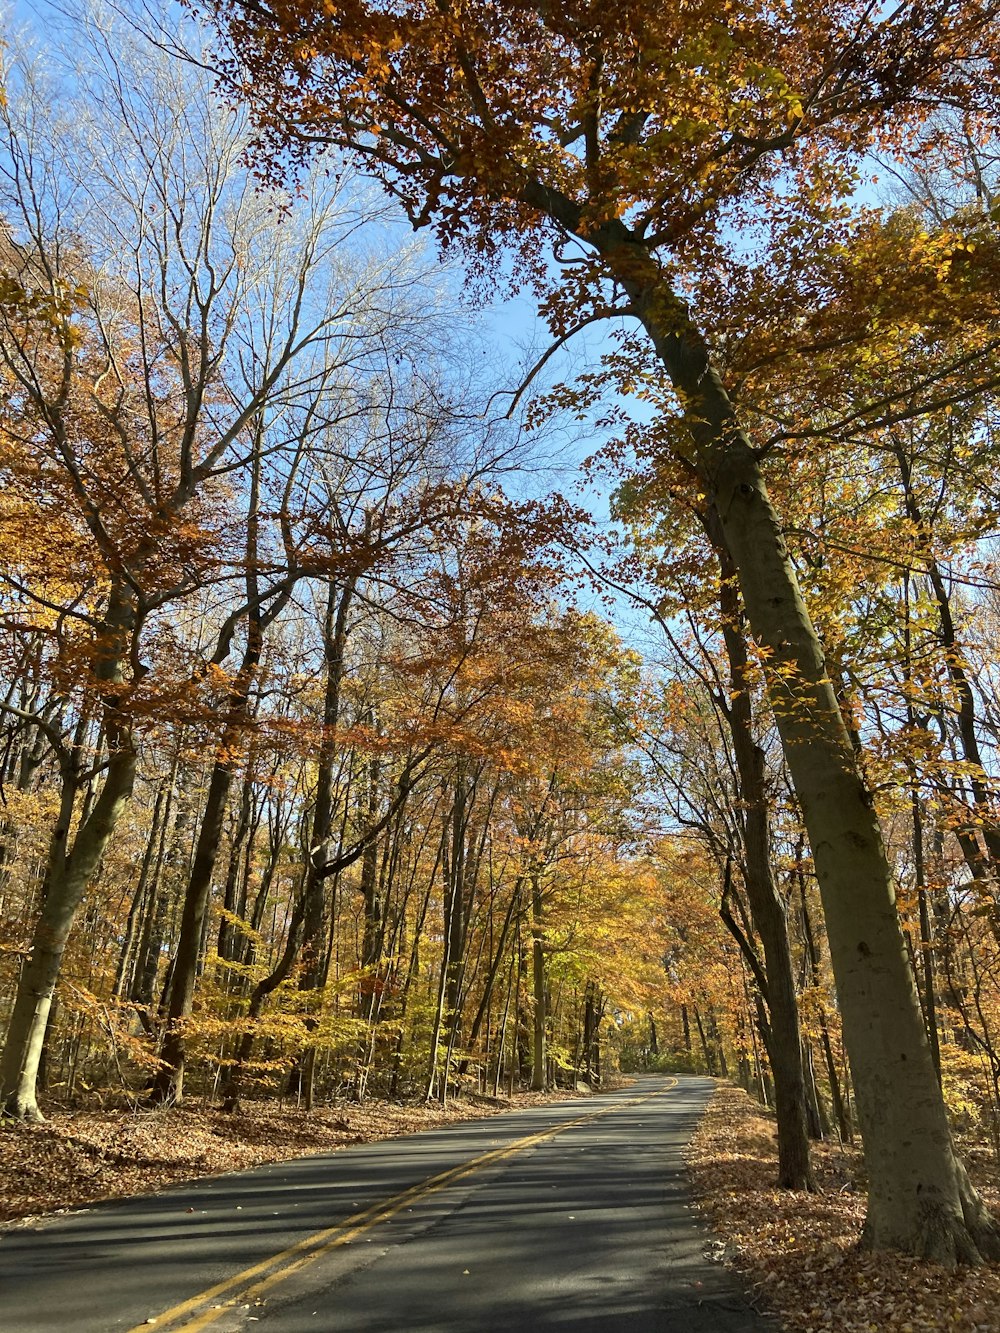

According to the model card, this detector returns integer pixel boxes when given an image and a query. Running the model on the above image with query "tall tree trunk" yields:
[693,1003,715,1074]
[708,521,814,1189]
[112,778,170,1001]
[440,767,492,1093]
[424,820,454,1103]
[798,873,852,1144]
[286,576,358,1098]
[442,765,469,1039]
[151,452,293,1105]
[913,790,943,1082]
[151,756,237,1104]
[582,980,599,1084]
[217,771,256,964]
[389,808,445,1098]
[130,778,186,1020]
[530,870,546,1092]
[600,236,998,1262]
[707,1004,729,1079]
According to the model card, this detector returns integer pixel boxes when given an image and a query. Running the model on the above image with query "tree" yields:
[606,480,817,1187]
[0,3,467,1117]
[205,0,1000,1260]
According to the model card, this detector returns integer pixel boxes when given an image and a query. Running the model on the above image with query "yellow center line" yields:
[129,1079,677,1333]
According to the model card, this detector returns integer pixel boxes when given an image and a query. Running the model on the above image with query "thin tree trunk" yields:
[530,870,546,1092]
[914,793,942,1082]
[113,779,169,1001]
[797,861,852,1143]
[706,515,814,1189]
[130,780,184,1020]
[693,1004,715,1075]
[151,450,295,1105]
[424,822,454,1103]
[217,771,256,964]
[151,756,238,1104]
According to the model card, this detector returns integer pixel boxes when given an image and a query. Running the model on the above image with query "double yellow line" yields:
[128,1081,675,1333]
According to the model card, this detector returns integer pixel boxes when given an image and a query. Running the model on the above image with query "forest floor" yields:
[0,1085,593,1228]
[687,1082,1000,1333]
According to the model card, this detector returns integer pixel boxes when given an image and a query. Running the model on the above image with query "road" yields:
[0,1075,771,1332]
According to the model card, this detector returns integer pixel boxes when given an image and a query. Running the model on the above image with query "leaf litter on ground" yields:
[686,1083,1000,1333]
[0,1087,589,1230]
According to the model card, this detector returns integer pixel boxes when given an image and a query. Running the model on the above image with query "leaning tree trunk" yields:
[2,589,139,1120]
[458,875,523,1077]
[601,232,999,1263]
[0,746,136,1119]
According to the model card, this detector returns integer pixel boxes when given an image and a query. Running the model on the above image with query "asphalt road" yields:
[0,1075,771,1333]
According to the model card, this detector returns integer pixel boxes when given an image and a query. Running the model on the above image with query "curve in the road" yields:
[130,1081,677,1333]
[0,1075,773,1333]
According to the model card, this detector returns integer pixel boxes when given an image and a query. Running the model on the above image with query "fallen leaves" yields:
[686,1084,1000,1333]
[0,1087,587,1229]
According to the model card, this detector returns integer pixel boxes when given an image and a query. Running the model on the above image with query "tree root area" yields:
[686,1083,1000,1333]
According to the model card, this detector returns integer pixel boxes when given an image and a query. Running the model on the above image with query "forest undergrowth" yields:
[0,1087,591,1229]
[687,1084,1000,1332]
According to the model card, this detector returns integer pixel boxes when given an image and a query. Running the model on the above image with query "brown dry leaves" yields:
[686,1084,1000,1333]
[0,1089,582,1229]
